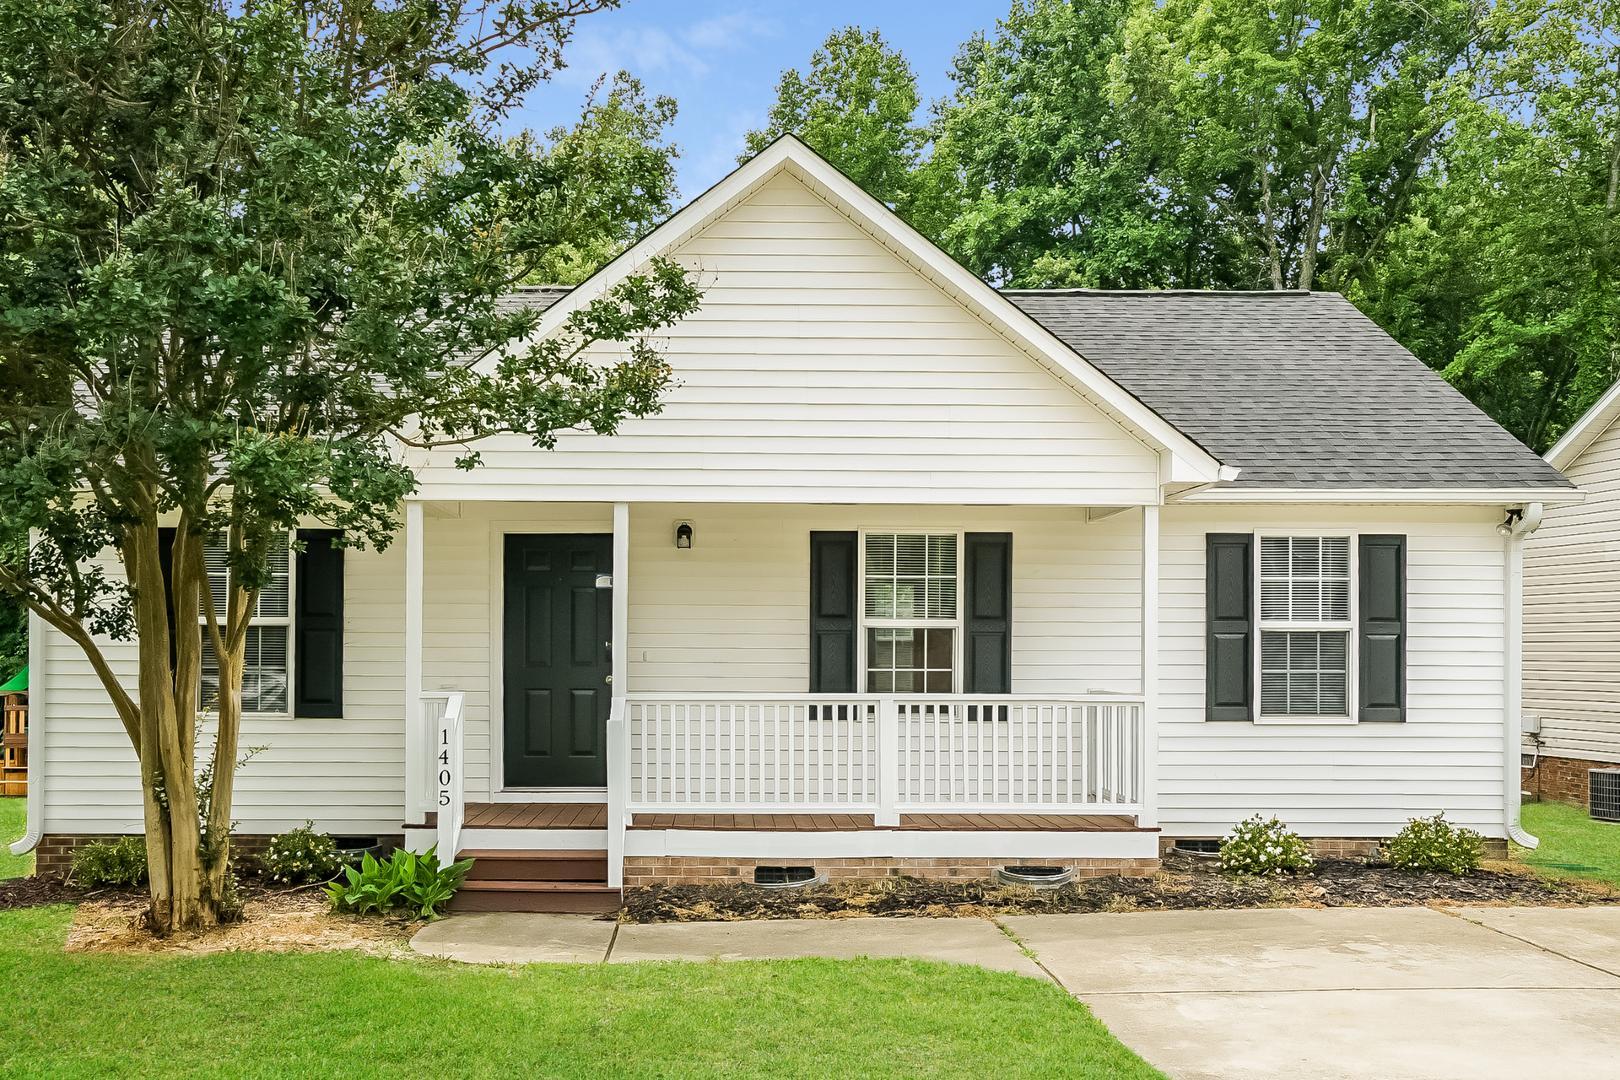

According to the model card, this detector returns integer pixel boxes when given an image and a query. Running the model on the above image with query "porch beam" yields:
[608,503,631,888]
[1139,504,1160,829]
[404,499,425,822]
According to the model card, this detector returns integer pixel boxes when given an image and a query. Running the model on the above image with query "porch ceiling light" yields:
[674,521,694,550]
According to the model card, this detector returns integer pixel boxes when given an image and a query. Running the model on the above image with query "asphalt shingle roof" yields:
[502,285,1569,490]
[1004,289,1569,489]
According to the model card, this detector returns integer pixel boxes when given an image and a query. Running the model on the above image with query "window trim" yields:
[1251,530,1358,726]
[855,529,963,695]
[199,532,297,721]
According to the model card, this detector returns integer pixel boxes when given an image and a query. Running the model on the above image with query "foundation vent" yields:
[996,865,1075,888]
[752,866,825,889]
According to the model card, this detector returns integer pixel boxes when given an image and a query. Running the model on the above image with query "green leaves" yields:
[325,847,475,919]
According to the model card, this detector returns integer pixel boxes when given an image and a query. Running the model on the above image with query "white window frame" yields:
[199,531,296,720]
[1252,530,1357,726]
[856,529,963,695]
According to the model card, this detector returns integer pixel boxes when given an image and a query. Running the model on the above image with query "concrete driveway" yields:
[1003,906,1620,1080]
[413,905,1620,1079]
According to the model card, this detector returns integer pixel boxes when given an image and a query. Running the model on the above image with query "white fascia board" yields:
[520,134,1226,486]
[1172,486,1586,506]
[1546,379,1620,471]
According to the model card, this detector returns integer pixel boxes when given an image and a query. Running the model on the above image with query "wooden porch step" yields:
[451,880,622,914]
[459,849,608,883]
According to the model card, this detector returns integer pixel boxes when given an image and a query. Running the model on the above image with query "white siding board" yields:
[411,172,1160,504]
[1159,504,1509,838]
[1525,414,1620,763]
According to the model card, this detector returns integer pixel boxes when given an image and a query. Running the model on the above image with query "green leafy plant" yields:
[1219,815,1315,876]
[261,823,346,885]
[1385,813,1484,876]
[325,848,473,920]
[71,837,149,888]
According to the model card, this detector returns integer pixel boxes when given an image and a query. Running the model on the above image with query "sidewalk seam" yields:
[991,917,1069,991]
[602,922,619,964]
[1436,907,1620,983]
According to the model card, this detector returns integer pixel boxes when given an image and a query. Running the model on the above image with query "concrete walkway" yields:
[410,905,1620,1079]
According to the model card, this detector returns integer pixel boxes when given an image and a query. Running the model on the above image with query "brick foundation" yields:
[1158,836,1509,860]
[35,832,403,880]
[1523,755,1610,807]
[622,855,1160,888]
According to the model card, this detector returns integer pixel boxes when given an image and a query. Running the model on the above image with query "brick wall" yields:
[1523,755,1610,807]
[1158,836,1509,860]
[35,832,403,880]
[623,855,1161,888]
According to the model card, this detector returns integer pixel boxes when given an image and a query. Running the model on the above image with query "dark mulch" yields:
[620,853,1615,923]
[0,873,298,912]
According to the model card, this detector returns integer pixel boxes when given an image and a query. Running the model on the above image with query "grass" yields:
[0,906,1161,1079]
[0,796,29,879]
[1517,800,1620,889]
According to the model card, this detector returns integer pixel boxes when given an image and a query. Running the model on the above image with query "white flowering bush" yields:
[1385,813,1484,876]
[1219,815,1314,876]
[262,822,345,885]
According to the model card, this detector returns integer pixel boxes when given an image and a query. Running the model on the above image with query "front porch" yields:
[400,500,1163,903]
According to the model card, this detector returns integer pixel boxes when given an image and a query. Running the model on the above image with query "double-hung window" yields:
[861,532,959,693]
[199,534,293,715]
[1257,535,1351,720]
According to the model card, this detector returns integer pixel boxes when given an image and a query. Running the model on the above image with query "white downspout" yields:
[1504,503,1543,850]
[9,552,44,856]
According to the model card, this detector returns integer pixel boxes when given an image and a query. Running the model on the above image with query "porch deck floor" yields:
[420,804,1144,832]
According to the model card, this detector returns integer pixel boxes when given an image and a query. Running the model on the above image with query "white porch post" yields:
[403,499,425,822]
[1139,504,1160,829]
[608,502,631,887]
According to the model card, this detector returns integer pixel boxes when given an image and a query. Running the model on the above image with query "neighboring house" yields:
[1525,383,1620,806]
[11,137,1577,909]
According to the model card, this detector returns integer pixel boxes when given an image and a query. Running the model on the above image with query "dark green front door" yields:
[503,534,612,788]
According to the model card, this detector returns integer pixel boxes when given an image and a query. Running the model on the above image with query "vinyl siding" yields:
[409,171,1161,505]
[1525,415,1620,763]
[1160,504,1509,838]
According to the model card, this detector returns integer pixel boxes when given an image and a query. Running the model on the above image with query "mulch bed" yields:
[620,853,1616,923]
[0,875,140,910]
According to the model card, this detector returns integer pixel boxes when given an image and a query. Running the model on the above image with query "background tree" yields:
[0,0,700,934]
[921,0,1210,287]
[743,27,927,213]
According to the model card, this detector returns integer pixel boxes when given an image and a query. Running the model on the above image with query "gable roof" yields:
[523,134,1228,486]
[1545,378,1620,472]
[503,285,1570,497]
[1006,290,1571,493]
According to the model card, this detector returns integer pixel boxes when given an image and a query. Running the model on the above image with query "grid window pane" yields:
[1261,630,1348,717]
[864,533,957,619]
[201,626,289,714]
[1260,536,1350,622]
[201,534,290,619]
[867,628,954,695]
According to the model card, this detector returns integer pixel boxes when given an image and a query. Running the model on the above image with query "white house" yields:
[1525,381,1620,806]
[13,137,1577,910]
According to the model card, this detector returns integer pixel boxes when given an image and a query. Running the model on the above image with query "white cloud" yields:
[556,7,780,88]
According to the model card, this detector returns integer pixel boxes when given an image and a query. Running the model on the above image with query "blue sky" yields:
[510,1,1007,197]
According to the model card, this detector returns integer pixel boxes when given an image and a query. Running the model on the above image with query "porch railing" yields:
[423,691,466,861]
[623,693,1141,819]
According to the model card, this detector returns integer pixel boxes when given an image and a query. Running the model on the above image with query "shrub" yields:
[261,822,345,884]
[1385,813,1484,875]
[325,847,473,920]
[1219,815,1314,875]
[71,837,148,887]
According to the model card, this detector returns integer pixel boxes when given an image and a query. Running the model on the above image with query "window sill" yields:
[1254,715,1357,727]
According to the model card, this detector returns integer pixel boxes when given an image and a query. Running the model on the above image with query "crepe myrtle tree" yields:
[0,0,701,934]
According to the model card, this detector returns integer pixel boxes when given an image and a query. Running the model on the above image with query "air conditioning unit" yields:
[1590,768,1620,823]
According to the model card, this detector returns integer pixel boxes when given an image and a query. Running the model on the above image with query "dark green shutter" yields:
[1206,533,1253,721]
[964,533,1012,693]
[294,529,344,718]
[1358,535,1406,723]
[809,532,857,692]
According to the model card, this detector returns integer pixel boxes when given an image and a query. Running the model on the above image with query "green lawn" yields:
[0,906,1161,1078]
[0,796,29,879]
[1518,800,1620,889]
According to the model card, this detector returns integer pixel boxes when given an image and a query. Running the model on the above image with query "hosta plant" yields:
[1384,813,1484,876]
[261,823,345,885]
[325,848,473,920]
[1219,815,1315,876]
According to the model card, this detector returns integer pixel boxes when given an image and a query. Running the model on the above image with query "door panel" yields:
[503,534,612,787]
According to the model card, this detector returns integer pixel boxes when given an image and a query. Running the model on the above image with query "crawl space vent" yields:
[1174,839,1221,857]
[752,866,825,889]
[996,865,1075,888]
[1590,769,1620,823]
